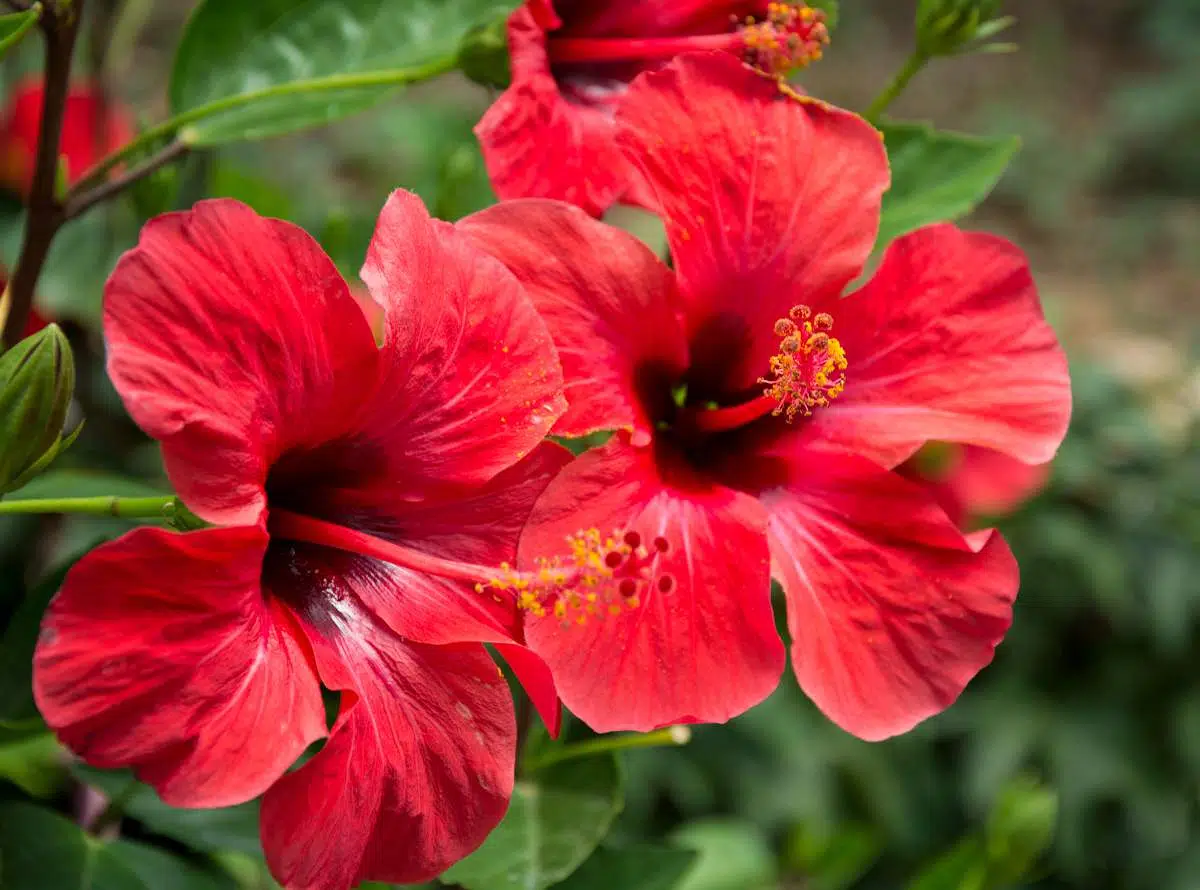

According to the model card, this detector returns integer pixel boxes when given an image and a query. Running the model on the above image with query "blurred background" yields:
[0,1,1197,889]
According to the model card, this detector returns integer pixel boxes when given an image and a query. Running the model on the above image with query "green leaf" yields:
[0,6,40,58]
[441,753,624,890]
[0,550,91,723]
[785,822,882,890]
[554,844,698,890]
[0,732,62,797]
[207,164,295,221]
[6,469,171,501]
[168,0,519,145]
[0,801,143,890]
[878,121,1020,249]
[74,765,264,857]
[984,777,1057,883]
[0,801,234,890]
[670,820,777,890]
[906,839,989,890]
[108,842,239,890]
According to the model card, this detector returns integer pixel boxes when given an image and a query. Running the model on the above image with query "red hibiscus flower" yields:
[900,443,1052,527]
[0,78,134,197]
[32,194,569,889]
[459,53,1072,740]
[477,0,829,216]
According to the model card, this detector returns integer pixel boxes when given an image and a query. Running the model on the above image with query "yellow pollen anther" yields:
[480,528,676,627]
[758,303,848,422]
[737,3,830,79]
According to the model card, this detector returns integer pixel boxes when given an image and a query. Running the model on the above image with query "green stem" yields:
[67,54,460,195]
[0,495,175,518]
[523,726,692,773]
[864,51,929,123]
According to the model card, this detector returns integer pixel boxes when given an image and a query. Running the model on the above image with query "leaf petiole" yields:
[523,726,692,773]
[0,494,177,519]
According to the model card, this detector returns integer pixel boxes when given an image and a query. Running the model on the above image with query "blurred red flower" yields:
[0,77,134,197]
[33,195,567,889]
[22,307,47,336]
[477,0,829,216]
[460,53,1072,741]
[900,443,1053,527]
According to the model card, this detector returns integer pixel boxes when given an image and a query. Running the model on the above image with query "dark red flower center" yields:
[670,303,847,441]
[547,2,829,80]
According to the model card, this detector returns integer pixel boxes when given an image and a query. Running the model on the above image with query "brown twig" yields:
[62,139,188,220]
[0,0,81,348]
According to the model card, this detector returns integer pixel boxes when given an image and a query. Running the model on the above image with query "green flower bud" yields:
[457,13,511,90]
[916,0,1014,58]
[0,324,76,495]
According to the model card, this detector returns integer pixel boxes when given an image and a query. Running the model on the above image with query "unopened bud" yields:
[458,13,512,90]
[0,324,76,494]
[916,0,1014,58]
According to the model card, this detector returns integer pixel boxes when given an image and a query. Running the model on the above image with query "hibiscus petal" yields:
[459,200,687,444]
[900,443,1052,526]
[942,446,1053,518]
[759,453,1018,741]
[261,598,514,889]
[359,190,566,493]
[104,199,380,526]
[798,224,1072,467]
[520,438,784,731]
[33,526,326,808]
[615,52,888,395]
[564,0,767,36]
[476,7,639,217]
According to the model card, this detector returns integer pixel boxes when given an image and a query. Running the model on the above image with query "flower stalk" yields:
[864,50,929,123]
[523,726,692,772]
[1,0,78,348]
[0,494,176,518]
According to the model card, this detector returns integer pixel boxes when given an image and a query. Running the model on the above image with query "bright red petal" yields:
[615,53,888,394]
[521,438,784,731]
[33,526,325,808]
[458,200,687,444]
[899,443,1051,525]
[796,224,1072,468]
[104,199,380,526]
[554,0,768,37]
[260,598,514,889]
[760,453,1018,741]
[476,8,638,217]
[359,190,566,493]
[495,641,562,738]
